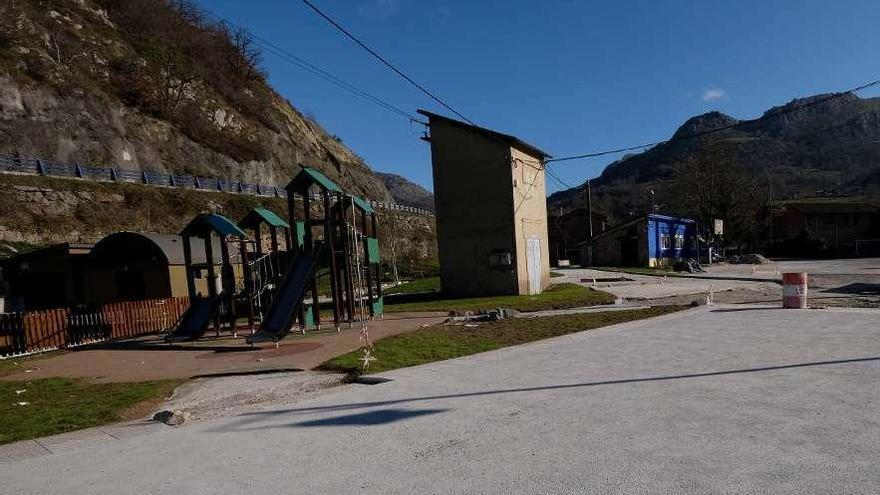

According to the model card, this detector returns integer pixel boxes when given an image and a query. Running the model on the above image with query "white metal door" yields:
[527,237,542,295]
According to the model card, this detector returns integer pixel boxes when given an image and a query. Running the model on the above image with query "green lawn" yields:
[320,305,685,376]
[550,271,566,278]
[384,276,441,295]
[385,283,616,313]
[0,378,181,445]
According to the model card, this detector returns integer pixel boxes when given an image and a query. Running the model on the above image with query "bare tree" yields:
[670,143,764,247]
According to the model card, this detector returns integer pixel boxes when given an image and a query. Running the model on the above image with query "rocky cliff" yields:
[0,0,391,200]
[376,172,434,211]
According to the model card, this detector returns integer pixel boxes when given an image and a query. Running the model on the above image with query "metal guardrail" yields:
[0,153,435,217]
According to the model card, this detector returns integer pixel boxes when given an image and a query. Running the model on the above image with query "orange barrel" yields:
[782,272,808,309]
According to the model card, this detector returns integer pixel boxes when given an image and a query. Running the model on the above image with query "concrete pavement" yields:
[554,267,781,302]
[2,305,879,493]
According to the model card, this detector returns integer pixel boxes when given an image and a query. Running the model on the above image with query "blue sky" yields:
[199,0,880,193]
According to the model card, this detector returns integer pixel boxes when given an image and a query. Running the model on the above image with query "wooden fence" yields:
[0,296,189,358]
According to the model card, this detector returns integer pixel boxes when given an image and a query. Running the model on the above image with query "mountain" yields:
[377,172,434,211]
[0,0,391,201]
[549,92,880,226]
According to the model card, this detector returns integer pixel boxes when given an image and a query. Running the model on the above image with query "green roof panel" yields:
[182,213,248,238]
[239,207,290,229]
[285,167,343,193]
[350,195,375,214]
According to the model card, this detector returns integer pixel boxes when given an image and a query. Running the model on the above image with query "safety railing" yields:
[0,153,434,217]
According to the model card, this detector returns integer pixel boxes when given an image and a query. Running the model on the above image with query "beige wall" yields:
[429,121,518,296]
[510,147,550,294]
[428,120,550,296]
[169,265,194,297]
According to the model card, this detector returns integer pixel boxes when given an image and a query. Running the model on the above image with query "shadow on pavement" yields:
[710,307,779,313]
[292,408,447,427]
[212,355,880,433]
[821,283,880,296]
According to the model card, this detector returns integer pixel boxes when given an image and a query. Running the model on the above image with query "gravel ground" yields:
[161,371,348,422]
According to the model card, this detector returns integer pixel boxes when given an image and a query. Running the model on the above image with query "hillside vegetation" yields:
[0,173,437,268]
[0,0,390,200]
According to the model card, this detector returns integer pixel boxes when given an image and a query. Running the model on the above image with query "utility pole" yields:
[587,180,594,239]
[587,180,594,266]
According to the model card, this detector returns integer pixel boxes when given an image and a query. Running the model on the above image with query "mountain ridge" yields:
[550,92,880,226]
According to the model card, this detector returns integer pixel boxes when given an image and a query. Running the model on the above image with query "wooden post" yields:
[372,213,382,302]
[219,235,235,333]
[241,238,254,334]
[361,209,375,318]
[183,235,196,299]
[324,190,341,330]
[303,190,320,328]
[204,233,220,335]
[339,200,356,324]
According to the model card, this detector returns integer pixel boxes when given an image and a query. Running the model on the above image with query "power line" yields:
[546,79,880,164]
[545,164,574,189]
[299,0,476,126]
[202,10,424,124]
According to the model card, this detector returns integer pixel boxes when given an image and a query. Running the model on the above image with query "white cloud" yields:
[701,88,726,102]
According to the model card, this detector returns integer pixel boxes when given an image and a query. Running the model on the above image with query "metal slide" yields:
[247,249,321,344]
[165,296,220,342]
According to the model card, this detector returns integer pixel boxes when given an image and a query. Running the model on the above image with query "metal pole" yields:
[587,179,594,266]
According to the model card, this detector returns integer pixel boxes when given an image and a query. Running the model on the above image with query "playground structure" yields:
[165,167,383,344]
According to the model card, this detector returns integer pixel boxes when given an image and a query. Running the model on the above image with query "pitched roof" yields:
[417,109,552,159]
[238,207,290,230]
[181,213,247,238]
[348,195,375,214]
[285,167,343,194]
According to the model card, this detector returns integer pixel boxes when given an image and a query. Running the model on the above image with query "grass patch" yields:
[0,378,181,445]
[320,306,685,376]
[550,271,565,278]
[385,276,441,295]
[385,283,616,313]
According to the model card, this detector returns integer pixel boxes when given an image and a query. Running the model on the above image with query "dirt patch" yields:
[118,380,184,421]
[0,312,448,383]
[193,342,323,360]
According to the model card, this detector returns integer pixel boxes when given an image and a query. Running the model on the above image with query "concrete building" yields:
[548,207,607,266]
[1,233,222,310]
[771,200,880,256]
[1,243,93,310]
[592,213,696,267]
[418,110,552,296]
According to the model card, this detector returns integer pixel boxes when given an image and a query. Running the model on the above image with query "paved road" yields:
[2,305,879,494]
[556,267,780,301]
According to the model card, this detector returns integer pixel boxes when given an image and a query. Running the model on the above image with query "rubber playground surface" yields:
[0,312,447,383]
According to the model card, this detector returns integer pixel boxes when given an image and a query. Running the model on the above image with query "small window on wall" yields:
[660,234,671,250]
[674,235,684,249]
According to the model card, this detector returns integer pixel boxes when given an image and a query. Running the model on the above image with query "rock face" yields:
[377,172,434,211]
[0,0,392,201]
[549,92,880,223]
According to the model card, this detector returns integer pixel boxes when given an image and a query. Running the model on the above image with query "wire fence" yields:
[0,153,434,217]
